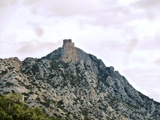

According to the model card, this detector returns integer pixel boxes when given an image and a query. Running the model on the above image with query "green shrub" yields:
[0,93,66,120]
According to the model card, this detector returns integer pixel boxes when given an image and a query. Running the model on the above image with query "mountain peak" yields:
[1,40,160,119]
[45,39,104,66]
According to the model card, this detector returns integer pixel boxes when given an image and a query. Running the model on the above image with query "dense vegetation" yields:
[0,93,64,120]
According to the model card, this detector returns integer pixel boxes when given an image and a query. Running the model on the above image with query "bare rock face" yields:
[0,57,21,72]
[0,39,160,120]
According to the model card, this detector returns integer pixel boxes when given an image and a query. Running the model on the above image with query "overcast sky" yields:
[0,0,160,102]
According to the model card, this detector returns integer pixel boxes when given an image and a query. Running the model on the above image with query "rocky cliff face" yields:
[0,39,160,120]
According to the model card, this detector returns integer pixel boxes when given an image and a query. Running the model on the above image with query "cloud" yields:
[22,0,133,28]
[22,0,159,31]
[137,38,160,50]
[24,0,102,16]
[149,88,160,101]
[0,41,22,59]
[123,38,139,66]
[98,40,127,52]
[48,1,95,16]
[0,0,17,18]
[154,58,160,65]
[30,7,38,15]
[133,0,160,9]
[123,67,160,101]
[131,0,160,20]
[125,38,138,53]
[17,40,61,56]
[34,26,44,37]
[0,40,62,60]
[26,21,44,37]
[154,35,160,45]
[0,0,17,16]
[24,0,39,5]
[0,0,17,7]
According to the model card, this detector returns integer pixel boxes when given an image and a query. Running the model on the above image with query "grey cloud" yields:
[98,40,127,51]
[27,21,44,37]
[83,1,153,28]
[73,2,149,28]
[34,26,44,37]
[133,0,160,9]
[47,0,118,16]
[154,58,160,65]
[0,0,17,15]
[0,40,62,60]
[123,38,139,66]
[24,0,131,28]
[24,0,39,5]
[154,35,160,45]
[80,39,128,55]
[148,91,160,102]
[17,40,61,55]
[0,0,17,6]
[86,40,128,69]
[76,5,135,28]
[131,0,160,20]
[0,41,22,59]
[0,33,17,42]
[23,0,150,29]
[131,56,147,64]
[24,0,103,16]
[90,6,133,27]
[137,38,160,50]
[123,67,160,99]
[48,1,95,16]
[125,39,139,53]
[30,7,38,15]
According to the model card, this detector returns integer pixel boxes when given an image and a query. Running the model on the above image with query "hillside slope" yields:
[0,39,160,120]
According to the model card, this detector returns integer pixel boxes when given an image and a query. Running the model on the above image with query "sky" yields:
[0,0,160,102]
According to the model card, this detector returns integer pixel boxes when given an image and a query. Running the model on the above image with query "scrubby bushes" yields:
[0,93,65,120]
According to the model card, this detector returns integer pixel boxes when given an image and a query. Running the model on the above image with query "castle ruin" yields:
[61,39,79,63]
[63,39,74,48]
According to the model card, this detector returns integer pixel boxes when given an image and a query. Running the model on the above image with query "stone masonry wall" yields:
[61,39,79,63]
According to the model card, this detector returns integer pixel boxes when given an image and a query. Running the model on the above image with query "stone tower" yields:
[61,39,79,63]
[63,39,74,48]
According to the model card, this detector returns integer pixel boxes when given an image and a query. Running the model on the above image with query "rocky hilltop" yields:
[0,39,160,120]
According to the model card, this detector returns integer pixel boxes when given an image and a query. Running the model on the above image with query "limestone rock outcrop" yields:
[0,39,160,120]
